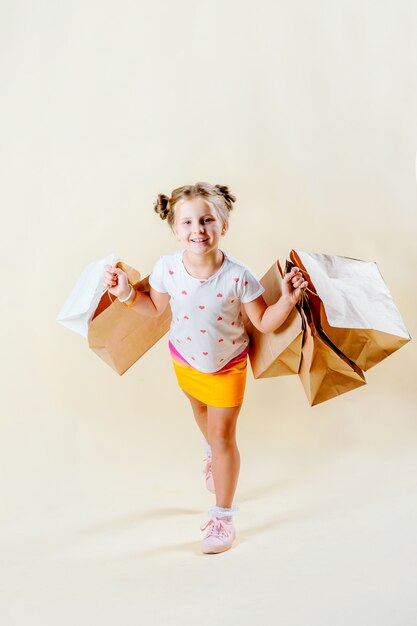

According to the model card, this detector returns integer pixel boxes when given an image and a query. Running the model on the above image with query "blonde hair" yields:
[153,181,236,229]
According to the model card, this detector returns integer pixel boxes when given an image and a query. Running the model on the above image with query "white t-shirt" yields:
[149,248,265,373]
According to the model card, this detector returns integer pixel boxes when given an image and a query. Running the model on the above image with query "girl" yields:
[103,182,307,555]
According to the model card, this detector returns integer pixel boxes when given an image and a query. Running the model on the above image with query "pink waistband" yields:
[168,340,248,369]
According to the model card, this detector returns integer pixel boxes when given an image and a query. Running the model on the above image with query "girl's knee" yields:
[209,431,237,452]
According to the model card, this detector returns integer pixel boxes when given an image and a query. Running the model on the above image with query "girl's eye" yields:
[182,218,212,224]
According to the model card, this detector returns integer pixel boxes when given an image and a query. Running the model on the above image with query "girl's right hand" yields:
[103,264,130,299]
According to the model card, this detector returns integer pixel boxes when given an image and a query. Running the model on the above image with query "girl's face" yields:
[172,196,226,255]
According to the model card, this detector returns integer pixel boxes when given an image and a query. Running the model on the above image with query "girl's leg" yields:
[182,390,214,492]
[182,390,208,441]
[207,404,242,509]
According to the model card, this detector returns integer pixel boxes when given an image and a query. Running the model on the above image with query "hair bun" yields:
[153,193,170,220]
[214,184,236,211]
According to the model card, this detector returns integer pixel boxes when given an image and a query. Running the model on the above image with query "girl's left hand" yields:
[282,266,308,305]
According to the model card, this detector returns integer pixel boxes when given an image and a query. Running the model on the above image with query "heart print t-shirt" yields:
[148,248,265,373]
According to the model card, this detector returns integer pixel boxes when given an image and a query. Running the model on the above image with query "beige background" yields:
[1,1,417,624]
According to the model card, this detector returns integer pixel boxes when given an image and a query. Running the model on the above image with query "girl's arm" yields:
[103,265,170,317]
[243,266,307,334]
[122,285,170,317]
[243,294,294,334]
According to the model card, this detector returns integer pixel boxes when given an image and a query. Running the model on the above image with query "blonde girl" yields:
[103,182,307,554]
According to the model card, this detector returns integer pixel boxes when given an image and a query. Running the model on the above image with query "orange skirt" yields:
[169,341,248,408]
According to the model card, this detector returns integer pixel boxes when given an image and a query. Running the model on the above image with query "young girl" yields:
[103,182,307,555]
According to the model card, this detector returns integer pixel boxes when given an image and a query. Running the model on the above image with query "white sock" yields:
[203,437,212,458]
[209,504,238,522]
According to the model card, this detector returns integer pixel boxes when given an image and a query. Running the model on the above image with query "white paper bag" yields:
[289,250,411,370]
[294,251,409,337]
[56,253,120,338]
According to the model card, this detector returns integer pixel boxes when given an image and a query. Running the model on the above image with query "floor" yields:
[1,399,416,626]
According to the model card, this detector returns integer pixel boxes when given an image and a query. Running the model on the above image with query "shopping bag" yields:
[56,252,120,338]
[289,250,411,370]
[242,260,303,378]
[87,262,171,375]
[297,294,367,406]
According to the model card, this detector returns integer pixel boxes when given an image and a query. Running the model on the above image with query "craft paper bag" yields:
[88,262,172,375]
[297,300,367,406]
[243,261,303,378]
[56,252,120,338]
[290,250,411,370]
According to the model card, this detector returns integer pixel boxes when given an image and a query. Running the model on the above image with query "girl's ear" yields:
[171,225,180,240]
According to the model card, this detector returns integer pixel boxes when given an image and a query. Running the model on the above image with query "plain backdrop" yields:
[1,1,417,625]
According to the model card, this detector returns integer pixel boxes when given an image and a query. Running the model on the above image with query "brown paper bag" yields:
[289,250,411,371]
[297,298,367,406]
[88,261,172,375]
[243,261,303,378]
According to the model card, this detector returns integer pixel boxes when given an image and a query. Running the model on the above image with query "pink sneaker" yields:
[200,516,236,554]
[203,456,215,494]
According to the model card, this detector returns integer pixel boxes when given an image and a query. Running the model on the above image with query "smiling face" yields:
[172,196,227,256]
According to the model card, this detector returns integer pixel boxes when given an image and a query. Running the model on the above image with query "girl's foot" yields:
[203,456,215,493]
[200,516,236,554]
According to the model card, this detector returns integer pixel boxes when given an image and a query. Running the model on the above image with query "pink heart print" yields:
[169,270,174,275]
[218,338,224,342]
[219,358,225,363]
[217,316,222,321]
[231,321,235,326]
[203,352,208,356]
[184,315,189,320]
[187,337,192,341]
[244,280,248,286]
[231,299,235,303]
[217,293,223,298]
[200,280,206,283]
[234,278,240,283]
[200,329,207,333]
[198,305,205,310]
[182,290,187,295]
